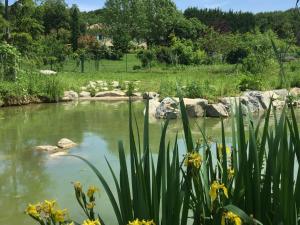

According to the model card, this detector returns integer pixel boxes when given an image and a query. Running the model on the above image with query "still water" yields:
[0,100,299,225]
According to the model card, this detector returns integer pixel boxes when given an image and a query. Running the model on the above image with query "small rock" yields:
[35,145,59,152]
[95,90,126,97]
[132,92,142,97]
[272,100,285,109]
[205,103,229,117]
[40,70,57,75]
[62,91,79,101]
[80,86,87,91]
[290,87,300,97]
[57,138,77,149]
[156,97,180,119]
[79,91,91,98]
[273,89,288,98]
[184,98,208,117]
[101,87,109,91]
[111,81,120,88]
[143,92,159,100]
[147,99,161,117]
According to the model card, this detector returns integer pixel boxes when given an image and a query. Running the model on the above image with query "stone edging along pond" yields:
[1,82,300,119]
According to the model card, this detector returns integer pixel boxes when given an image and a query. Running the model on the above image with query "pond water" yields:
[0,100,299,225]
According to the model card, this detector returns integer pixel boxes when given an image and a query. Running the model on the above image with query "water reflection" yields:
[0,101,299,225]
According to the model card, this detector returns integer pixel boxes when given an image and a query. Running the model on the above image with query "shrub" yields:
[0,42,20,81]
[241,53,266,74]
[155,46,174,64]
[137,49,156,68]
[238,75,263,91]
[225,47,248,64]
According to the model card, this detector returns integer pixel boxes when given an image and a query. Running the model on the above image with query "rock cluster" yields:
[35,138,77,154]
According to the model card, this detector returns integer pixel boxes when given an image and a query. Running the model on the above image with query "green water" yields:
[0,101,299,225]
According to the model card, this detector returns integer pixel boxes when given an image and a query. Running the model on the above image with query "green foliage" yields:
[0,42,20,81]
[70,5,80,51]
[183,80,216,99]
[238,75,263,91]
[137,49,155,68]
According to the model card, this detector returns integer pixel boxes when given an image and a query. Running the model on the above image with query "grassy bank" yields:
[1,54,300,105]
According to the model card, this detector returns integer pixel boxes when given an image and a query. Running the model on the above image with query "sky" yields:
[7,0,298,13]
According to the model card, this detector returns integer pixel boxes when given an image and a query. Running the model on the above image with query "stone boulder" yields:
[35,145,59,152]
[290,87,300,97]
[111,81,120,89]
[95,90,126,97]
[62,91,79,101]
[183,98,208,117]
[272,100,286,109]
[40,70,57,75]
[147,99,161,118]
[242,91,264,112]
[273,89,288,98]
[205,103,229,117]
[155,97,180,119]
[143,92,159,100]
[57,138,77,149]
[79,91,91,98]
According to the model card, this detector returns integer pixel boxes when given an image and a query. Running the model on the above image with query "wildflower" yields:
[127,219,156,225]
[74,181,83,192]
[25,204,40,218]
[228,168,235,180]
[87,186,99,198]
[67,223,75,225]
[42,200,56,215]
[53,209,67,223]
[221,211,242,225]
[184,151,202,169]
[209,181,229,202]
[82,219,101,225]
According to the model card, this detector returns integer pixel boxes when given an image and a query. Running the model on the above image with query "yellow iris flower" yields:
[53,209,67,223]
[184,151,202,169]
[82,219,101,225]
[217,144,231,157]
[42,200,56,214]
[221,211,242,225]
[209,181,229,201]
[228,168,235,180]
[74,181,83,192]
[128,219,156,225]
[25,204,40,218]
[87,186,99,198]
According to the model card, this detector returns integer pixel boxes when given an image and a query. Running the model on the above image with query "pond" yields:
[0,100,299,225]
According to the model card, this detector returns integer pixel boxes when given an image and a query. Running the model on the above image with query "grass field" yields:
[52,54,300,100]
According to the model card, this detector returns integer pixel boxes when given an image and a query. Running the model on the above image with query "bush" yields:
[225,47,248,64]
[241,53,266,74]
[238,75,263,91]
[192,49,208,64]
[155,46,174,64]
[137,49,155,68]
[290,74,300,88]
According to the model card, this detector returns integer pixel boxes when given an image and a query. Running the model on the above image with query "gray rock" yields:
[290,87,300,97]
[35,145,59,152]
[95,90,126,97]
[155,97,180,119]
[132,92,142,97]
[57,138,77,149]
[79,91,91,98]
[273,89,288,98]
[272,100,285,109]
[143,92,159,100]
[242,91,264,112]
[147,99,161,118]
[40,70,57,75]
[184,98,208,117]
[62,91,79,101]
[80,86,87,91]
[111,81,120,88]
[205,103,229,117]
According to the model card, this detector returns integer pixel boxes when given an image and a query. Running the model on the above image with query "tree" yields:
[70,5,80,51]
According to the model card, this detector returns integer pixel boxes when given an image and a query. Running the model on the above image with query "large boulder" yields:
[57,138,77,149]
[143,92,159,100]
[62,91,79,101]
[273,89,288,98]
[155,97,180,119]
[79,91,91,98]
[40,70,57,75]
[35,145,59,152]
[242,91,264,112]
[184,98,208,117]
[147,99,161,118]
[290,87,300,97]
[95,90,126,97]
[205,103,229,117]
[111,81,120,89]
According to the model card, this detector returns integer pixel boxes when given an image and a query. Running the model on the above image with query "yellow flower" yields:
[184,151,202,169]
[68,223,75,225]
[53,209,67,223]
[74,181,83,192]
[82,219,101,225]
[217,144,231,157]
[221,211,242,225]
[127,219,156,225]
[209,181,228,202]
[42,200,56,215]
[228,168,235,180]
[25,204,40,218]
[87,186,99,198]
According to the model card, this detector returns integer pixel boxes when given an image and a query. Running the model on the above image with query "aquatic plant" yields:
[26,98,300,225]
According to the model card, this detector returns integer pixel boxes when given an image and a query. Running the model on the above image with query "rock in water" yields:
[62,91,79,101]
[143,92,159,100]
[79,91,91,97]
[95,90,126,97]
[35,145,59,152]
[155,97,180,119]
[184,98,208,117]
[57,138,77,149]
[205,103,229,117]
[290,87,300,97]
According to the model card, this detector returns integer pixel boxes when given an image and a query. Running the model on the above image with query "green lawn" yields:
[34,53,300,100]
